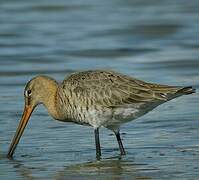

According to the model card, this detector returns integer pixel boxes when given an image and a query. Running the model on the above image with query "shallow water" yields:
[0,0,199,179]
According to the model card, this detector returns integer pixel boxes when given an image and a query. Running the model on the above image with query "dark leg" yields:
[115,131,126,155]
[94,128,101,159]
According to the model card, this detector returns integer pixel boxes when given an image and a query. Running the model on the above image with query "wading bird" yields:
[7,70,195,159]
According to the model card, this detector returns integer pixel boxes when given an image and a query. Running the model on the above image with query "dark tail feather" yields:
[177,86,196,95]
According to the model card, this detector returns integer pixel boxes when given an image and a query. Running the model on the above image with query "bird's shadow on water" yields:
[5,154,153,180]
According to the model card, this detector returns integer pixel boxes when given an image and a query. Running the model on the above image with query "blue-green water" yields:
[0,0,199,179]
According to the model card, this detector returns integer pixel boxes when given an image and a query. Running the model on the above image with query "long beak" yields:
[7,105,34,158]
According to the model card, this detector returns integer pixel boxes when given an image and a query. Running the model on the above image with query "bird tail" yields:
[176,86,196,95]
[155,86,196,101]
[162,86,196,101]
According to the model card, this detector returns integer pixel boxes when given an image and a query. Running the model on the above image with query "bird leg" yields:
[115,131,126,155]
[94,128,101,159]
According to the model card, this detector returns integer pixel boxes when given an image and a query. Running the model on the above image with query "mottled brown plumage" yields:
[7,70,195,159]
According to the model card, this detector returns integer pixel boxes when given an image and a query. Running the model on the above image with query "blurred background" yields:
[0,0,199,179]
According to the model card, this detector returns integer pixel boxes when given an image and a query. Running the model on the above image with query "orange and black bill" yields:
[7,105,34,158]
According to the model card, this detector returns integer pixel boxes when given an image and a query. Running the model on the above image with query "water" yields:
[0,0,199,179]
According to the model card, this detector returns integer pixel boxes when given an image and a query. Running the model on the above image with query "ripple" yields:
[140,59,199,70]
[0,43,45,48]
[132,23,184,38]
[29,4,91,12]
[0,69,74,77]
[61,48,158,58]
[0,32,22,38]
[91,23,183,38]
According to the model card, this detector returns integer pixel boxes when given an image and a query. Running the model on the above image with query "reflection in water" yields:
[7,156,57,180]
[1,150,44,179]
[55,157,153,180]
[7,159,36,180]
[7,155,153,180]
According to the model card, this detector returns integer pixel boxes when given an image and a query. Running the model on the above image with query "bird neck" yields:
[41,80,61,120]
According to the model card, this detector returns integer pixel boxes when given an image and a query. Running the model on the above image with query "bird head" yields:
[7,76,58,158]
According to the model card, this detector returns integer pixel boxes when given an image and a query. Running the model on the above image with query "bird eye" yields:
[27,90,32,95]
[25,90,32,97]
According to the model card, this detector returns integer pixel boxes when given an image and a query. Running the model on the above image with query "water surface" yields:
[0,0,199,179]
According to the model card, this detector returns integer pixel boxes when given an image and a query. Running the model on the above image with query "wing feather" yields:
[63,70,180,108]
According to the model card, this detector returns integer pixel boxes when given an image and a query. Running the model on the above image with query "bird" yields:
[7,70,195,159]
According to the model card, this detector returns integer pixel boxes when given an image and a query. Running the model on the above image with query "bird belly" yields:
[60,106,147,130]
[59,106,113,128]
[103,107,140,130]
[85,108,113,129]
[114,107,140,121]
[105,101,164,130]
